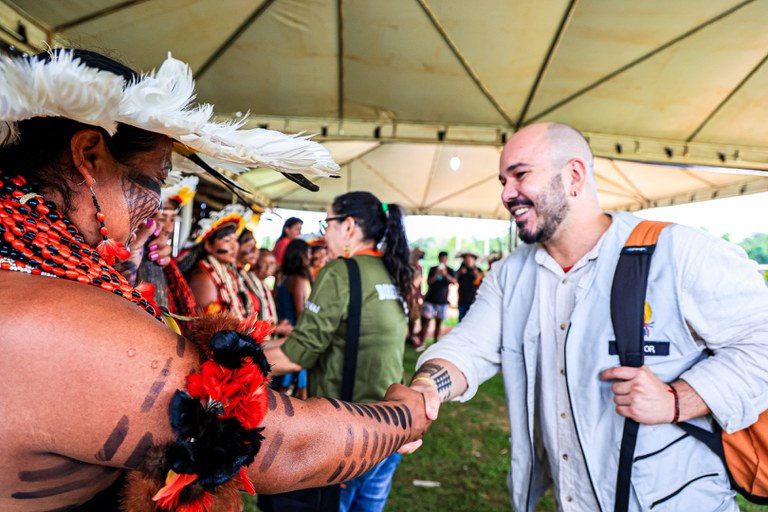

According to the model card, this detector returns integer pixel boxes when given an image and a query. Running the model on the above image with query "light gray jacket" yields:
[419,211,768,511]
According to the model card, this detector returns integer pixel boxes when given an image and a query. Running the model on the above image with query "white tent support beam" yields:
[624,176,768,212]
[415,0,515,126]
[525,0,757,125]
[238,115,768,172]
[0,2,51,52]
[515,0,579,129]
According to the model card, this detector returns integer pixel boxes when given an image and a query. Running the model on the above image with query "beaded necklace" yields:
[200,254,252,319]
[0,171,165,322]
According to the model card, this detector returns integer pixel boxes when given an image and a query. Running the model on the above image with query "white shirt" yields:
[535,234,606,511]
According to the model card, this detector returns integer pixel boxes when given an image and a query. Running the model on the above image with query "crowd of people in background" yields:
[4,43,768,512]
[127,173,495,510]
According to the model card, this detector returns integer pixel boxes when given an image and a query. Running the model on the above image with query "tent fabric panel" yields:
[342,0,506,124]
[526,0,743,122]
[194,0,339,116]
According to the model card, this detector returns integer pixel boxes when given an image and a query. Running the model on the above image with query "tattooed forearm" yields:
[414,363,453,400]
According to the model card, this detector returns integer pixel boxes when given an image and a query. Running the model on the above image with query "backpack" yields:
[612,220,768,511]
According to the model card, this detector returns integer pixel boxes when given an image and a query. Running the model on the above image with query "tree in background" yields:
[738,233,768,265]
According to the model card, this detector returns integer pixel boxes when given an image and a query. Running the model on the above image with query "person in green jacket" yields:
[265,191,413,512]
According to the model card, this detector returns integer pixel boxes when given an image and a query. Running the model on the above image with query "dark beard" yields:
[516,174,569,244]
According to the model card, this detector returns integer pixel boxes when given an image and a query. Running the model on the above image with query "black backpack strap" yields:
[341,257,363,402]
[612,220,671,512]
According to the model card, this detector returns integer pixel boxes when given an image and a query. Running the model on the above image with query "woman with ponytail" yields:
[263,191,412,512]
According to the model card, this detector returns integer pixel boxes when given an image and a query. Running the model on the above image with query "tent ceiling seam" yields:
[420,144,442,207]
[593,171,644,202]
[424,174,497,210]
[337,142,382,166]
[525,0,757,125]
[605,159,648,202]
[680,167,716,187]
[414,0,514,126]
[357,157,419,205]
[193,0,276,81]
[54,0,153,31]
[336,0,344,121]
[515,0,579,129]
[686,48,768,142]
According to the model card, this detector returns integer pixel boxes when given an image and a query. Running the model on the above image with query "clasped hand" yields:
[383,382,439,454]
[599,365,675,424]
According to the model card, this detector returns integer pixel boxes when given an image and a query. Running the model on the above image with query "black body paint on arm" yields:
[18,460,89,482]
[175,334,185,357]
[95,415,129,462]
[140,357,172,412]
[124,432,155,469]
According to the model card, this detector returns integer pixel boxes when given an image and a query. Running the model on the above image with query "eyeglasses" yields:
[319,215,348,235]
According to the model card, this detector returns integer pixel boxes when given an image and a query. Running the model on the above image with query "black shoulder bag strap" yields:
[309,258,363,512]
[612,220,671,512]
[341,257,363,402]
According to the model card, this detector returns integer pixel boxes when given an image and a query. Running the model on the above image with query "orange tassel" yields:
[96,238,131,265]
[152,470,198,510]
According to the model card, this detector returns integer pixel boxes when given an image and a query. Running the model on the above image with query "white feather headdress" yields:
[161,175,199,207]
[0,50,340,178]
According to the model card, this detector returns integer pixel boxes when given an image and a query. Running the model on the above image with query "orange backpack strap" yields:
[624,221,672,248]
[613,219,673,512]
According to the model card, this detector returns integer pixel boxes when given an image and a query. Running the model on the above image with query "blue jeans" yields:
[339,452,402,512]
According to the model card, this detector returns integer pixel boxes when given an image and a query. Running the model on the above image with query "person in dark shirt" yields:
[417,250,456,346]
[456,251,484,321]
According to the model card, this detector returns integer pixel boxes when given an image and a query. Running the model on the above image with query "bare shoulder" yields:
[0,272,197,464]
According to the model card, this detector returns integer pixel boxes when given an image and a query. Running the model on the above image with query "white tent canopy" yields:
[3,0,768,218]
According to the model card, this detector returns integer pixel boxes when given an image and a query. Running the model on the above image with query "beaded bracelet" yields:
[668,383,680,423]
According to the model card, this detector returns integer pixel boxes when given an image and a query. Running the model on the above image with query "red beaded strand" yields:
[0,171,164,322]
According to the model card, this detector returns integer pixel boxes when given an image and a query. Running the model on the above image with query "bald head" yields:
[543,123,593,176]
[501,122,596,191]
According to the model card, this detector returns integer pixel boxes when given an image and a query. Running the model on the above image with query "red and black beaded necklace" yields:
[0,171,165,322]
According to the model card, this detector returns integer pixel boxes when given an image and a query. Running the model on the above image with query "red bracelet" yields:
[668,383,680,423]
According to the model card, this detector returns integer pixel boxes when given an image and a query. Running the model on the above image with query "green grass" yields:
[386,343,513,511]
[245,331,762,511]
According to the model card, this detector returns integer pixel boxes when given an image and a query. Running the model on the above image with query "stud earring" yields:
[88,181,130,265]
[343,245,350,258]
